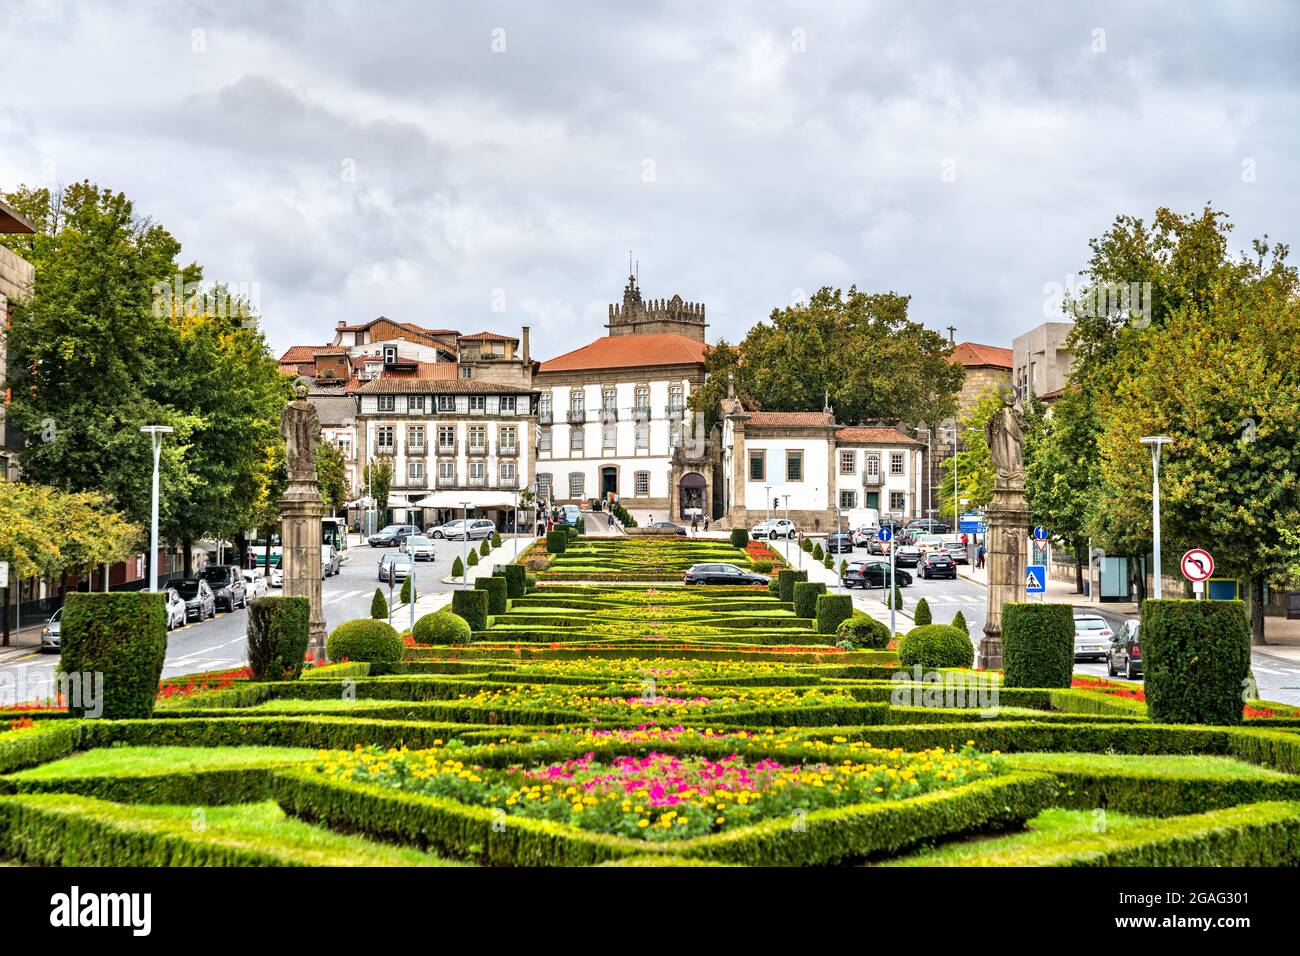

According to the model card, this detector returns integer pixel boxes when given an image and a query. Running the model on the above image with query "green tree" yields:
[1024,389,1100,593]
[937,389,1000,519]
[364,456,394,516]
[316,438,349,515]
[687,340,748,430]
[370,588,388,620]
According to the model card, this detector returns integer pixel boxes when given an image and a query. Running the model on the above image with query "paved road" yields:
[0,534,509,706]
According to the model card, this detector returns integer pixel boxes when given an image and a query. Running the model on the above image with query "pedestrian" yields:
[976,544,986,569]
[648,513,654,525]
[691,517,699,535]
[607,511,615,529]
[703,516,709,532]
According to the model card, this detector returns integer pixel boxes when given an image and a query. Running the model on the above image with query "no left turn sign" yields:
[1181,549,1214,582]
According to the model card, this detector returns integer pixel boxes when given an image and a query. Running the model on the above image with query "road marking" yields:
[324,590,361,606]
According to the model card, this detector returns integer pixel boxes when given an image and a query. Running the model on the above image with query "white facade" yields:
[739,438,831,513]
[830,445,924,522]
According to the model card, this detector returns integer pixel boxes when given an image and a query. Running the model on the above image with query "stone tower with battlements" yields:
[606,272,707,341]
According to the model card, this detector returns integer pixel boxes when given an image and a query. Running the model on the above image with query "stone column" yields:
[280,385,328,659]
[977,487,1029,670]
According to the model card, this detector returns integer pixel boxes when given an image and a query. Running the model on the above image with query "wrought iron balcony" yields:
[406,443,426,457]
[632,406,651,422]
[538,410,553,424]
[566,409,586,423]
[862,472,883,487]
[665,405,685,420]
[467,443,488,457]
[600,408,618,423]
[436,441,457,456]
[467,475,488,488]
[496,442,519,457]
[498,474,519,489]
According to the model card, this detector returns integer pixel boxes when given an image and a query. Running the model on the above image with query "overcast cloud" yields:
[1,0,1296,357]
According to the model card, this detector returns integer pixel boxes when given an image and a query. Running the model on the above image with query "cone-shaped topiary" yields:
[467,549,479,568]
[370,588,388,620]
[913,597,932,626]
[480,538,491,556]
[801,537,813,553]
[492,532,502,549]
[885,585,904,610]
[812,543,824,561]
[451,556,464,579]
[952,609,968,635]
[399,576,413,604]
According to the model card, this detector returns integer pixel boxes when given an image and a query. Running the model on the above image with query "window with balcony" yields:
[376,426,394,453]
[634,386,650,419]
[407,426,425,454]
[667,385,684,418]
[786,450,803,482]
[568,472,584,498]
[749,451,765,481]
[602,388,616,412]
[890,452,904,476]
[538,394,552,423]
[468,461,486,486]
[603,424,617,450]
[438,461,455,482]
[568,390,585,423]
[468,425,487,455]
[408,461,425,483]
[437,426,456,454]
[500,462,517,485]
[840,450,856,474]
[378,395,395,412]
[866,455,881,479]
[634,471,649,496]
[499,425,517,454]
[538,427,552,452]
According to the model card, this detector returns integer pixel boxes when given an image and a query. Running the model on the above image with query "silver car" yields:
[240,569,269,599]
[40,608,62,653]
[401,535,437,560]
[1073,614,1114,661]
[164,588,188,630]
[442,519,496,541]
[378,553,414,582]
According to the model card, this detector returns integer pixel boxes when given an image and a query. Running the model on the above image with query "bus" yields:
[322,517,349,562]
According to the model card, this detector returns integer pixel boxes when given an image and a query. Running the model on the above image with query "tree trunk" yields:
[1250,573,1267,646]
[1131,555,1147,606]
[233,531,249,569]
[182,538,193,578]
[263,530,272,579]
[1073,540,1086,594]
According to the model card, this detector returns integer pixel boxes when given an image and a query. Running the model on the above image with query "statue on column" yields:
[985,388,1024,491]
[978,385,1029,671]
[281,381,320,488]
[277,380,328,657]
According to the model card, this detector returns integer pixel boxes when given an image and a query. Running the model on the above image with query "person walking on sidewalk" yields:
[976,544,986,569]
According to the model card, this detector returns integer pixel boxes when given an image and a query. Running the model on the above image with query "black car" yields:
[650,521,687,536]
[893,545,923,568]
[200,564,248,612]
[173,578,217,621]
[825,532,854,554]
[919,553,957,579]
[683,563,770,586]
[368,524,420,547]
[906,519,951,535]
[843,560,912,589]
[1107,620,1143,680]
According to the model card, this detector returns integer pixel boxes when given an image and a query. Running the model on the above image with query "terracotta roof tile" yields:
[538,333,708,373]
[950,342,1013,369]
[278,345,333,363]
[745,411,835,428]
[459,331,517,342]
[834,426,923,446]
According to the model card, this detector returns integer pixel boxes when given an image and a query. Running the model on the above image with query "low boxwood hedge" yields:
[503,564,527,600]
[546,531,568,554]
[474,576,509,615]
[777,569,807,603]
[247,596,311,681]
[815,595,853,635]
[793,581,827,620]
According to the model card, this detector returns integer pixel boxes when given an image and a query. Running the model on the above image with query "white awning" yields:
[411,490,518,510]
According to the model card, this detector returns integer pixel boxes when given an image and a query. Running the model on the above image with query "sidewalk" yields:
[437,534,536,586]
[0,624,46,664]
[768,538,914,631]
[956,562,1139,617]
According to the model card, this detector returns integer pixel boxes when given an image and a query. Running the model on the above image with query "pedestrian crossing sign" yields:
[1026,565,1046,593]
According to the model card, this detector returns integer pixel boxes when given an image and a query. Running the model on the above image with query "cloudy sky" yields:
[2,0,1296,358]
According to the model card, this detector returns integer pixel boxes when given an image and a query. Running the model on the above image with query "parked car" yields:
[321,544,340,577]
[240,569,269,599]
[164,588,188,629]
[906,518,952,535]
[368,524,420,547]
[270,566,283,588]
[843,560,912,589]
[850,526,880,548]
[425,523,447,538]
[199,565,247,612]
[919,552,957,579]
[174,578,217,621]
[39,608,62,653]
[1072,614,1114,661]
[650,521,687,536]
[402,535,438,560]
[443,519,497,541]
[894,544,923,568]
[750,518,797,540]
[1107,620,1143,678]
[683,563,770,586]
[825,532,854,554]
[377,553,414,582]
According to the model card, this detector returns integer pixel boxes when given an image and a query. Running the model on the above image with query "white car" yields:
[164,588,188,630]
[270,566,283,588]
[241,570,269,599]
[321,544,340,578]
[850,526,880,547]
[750,518,796,540]
[442,519,496,541]
[401,535,437,560]
[1073,615,1114,661]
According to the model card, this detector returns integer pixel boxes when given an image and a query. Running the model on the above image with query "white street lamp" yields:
[460,501,473,588]
[764,485,772,525]
[1140,436,1172,599]
[139,425,174,593]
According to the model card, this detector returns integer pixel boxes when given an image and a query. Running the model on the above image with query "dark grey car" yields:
[1107,620,1143,679]
[200,564,247,612]
[683,563,770,586]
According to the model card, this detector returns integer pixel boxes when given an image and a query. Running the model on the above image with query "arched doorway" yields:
[679,472,706,520]
[600,466,618,498]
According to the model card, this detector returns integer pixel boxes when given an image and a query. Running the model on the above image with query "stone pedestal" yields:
[977,486,1030,670]
[281,494,327,657]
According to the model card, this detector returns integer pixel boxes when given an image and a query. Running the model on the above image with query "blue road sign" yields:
[1033,526,1049,541]
[1026,565,1047,593]
[960,519,987,534]
[877,527,893,543]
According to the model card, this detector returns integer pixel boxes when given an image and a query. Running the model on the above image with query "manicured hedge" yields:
[1143,599,1251,725]
[326,620,403,666]
[503,564,527,600]
[546,531,568,554]
[1001,602,1074,689]
[59,592,167,720]
[452,589,489,632]
[412,612,471,646]
[474,576,508,615]
[247,596,311,681]
[898,625,974,669]
[837,616,890,650]
[815,595,853,635]
[793,581,827,620]
[0,722,83,775]
[777,569,807,603]
[1035,767,1300,817]
[729,529,749,548]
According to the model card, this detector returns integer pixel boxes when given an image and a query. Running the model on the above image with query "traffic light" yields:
[773,497,780,510]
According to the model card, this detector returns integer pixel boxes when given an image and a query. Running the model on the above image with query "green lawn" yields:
[1003,752,1291,779]
[9,746,317,780]
[877,808,1145,865]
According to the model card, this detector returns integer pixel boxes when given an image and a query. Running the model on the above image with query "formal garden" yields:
[3,535,1300,866]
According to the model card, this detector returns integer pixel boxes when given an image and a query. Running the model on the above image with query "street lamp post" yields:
[139,425,174,593]
[1140,437,1172,600]
[460,501,473,588]
[764,485,772,526]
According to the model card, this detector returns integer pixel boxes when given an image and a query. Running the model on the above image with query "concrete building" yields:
[534,273,710,518]
[1013,321,1074,400]
[0,199,36,483]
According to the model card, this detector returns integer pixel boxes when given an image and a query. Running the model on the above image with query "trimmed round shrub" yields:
[952,610,969,635]
[412,611,471,645]
[1002,602,1074,689]
[913,597,932,626]
[564,524,580,541]
[1143,598,1251,725]
[815,594,853,635]
[246,596,310,681]
[729,528,749,548]
[474,575,508,615]
[452,588,489,632]
[326,619,402,666]
[503,564,527,600]
[898,624,974,669]
[60,592,167,719]
[777,569,807,603]
[546,531,568,554]
[836,615,890,650]
[370,588,388,620]
[793,581,827,619]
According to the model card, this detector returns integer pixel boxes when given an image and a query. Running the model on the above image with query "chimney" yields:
[521,326,530,364]
[336,320,345,329]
